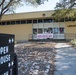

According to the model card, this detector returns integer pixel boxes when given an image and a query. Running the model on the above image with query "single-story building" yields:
[0,10,76,42]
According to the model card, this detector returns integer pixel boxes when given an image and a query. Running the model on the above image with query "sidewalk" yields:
[54,43,76,75]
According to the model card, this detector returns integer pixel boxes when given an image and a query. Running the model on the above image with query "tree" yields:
[0,0,48,20]
[55,0,76,10]
[52,0,76,20]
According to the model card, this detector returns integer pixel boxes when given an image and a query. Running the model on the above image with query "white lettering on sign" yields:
[8,63,11,67]
[9,39,11,43]
[0,46,9,55]
[12,38,14,43]
[11,61,14,66]
[10,69,12,75]
[8,61,14,68]
[3,71,8,75]
[9,38,14,43]
[0,54,10,65]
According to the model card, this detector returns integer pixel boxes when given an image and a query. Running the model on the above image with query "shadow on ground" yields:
[15,42,56,75]
[54,43,76,75]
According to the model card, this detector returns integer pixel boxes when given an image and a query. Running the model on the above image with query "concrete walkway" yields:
[54,43,76,75]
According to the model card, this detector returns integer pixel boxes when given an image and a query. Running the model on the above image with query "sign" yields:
[37,33,53,39]
[0,53,14,72]
[0,70,13,75]
[0,33,16,75]
[0,34,14,54]
[67,25,76,27]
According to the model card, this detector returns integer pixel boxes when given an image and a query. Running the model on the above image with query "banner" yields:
[37,33,53,39]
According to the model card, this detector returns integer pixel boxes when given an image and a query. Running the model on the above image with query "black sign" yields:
[1,69,14,75]
[0,53,14,72]
[0,33,14,54]
[0,33,17,75]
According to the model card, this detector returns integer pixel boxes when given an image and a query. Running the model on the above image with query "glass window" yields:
[44,19,52,23]
[0,22,1,25]
[72,18,75,21]
[7,21,10,25]
[11,21,15,25]
[54,28,59,33]
[33,29,37,34]
[2,22,6,25]
[16,20,20,24]
[59,28,64,33]
[38,29,43,33]
[65,18,68,21]
[44,29,48,33]
[68,17,71,21]
[33,20,37,23]
[27,20,32,24]
[60,18,64,22]
[21,20,26,24]
[53,19,58,22]
[65,17,72,21]
[38,19,43,23]
[48,28,53,33]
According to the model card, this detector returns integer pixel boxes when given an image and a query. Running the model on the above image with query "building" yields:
[0,10,76,42]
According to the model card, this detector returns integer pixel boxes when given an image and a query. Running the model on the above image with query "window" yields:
[38,19,43,23]
[44,18,52,23]
[53,19,58,22]
[44,28,53,33]
[11,21,15,25]
[16,20,20,24]
[68,17,71,21]
[65,18,69,21]
[33,29,37,34]
[60,18,64,22]
[7,21,10,25]
[27,20,32,24]
[48,28,53,33]
[21,20,26,24]
[59,28,64,33]
[33,20,37,23]
[2,22,6,25]
[72,18,75,21]
[0,22,1,25]
[54,28,59,34]
[44,29,48,33]
[38,29,43,33]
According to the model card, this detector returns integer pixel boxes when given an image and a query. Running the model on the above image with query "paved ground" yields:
[15,42,76,75]
[15,42,56,75]
[54,43,76,75]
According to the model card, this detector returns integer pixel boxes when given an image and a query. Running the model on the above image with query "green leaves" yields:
[53,0,76,20]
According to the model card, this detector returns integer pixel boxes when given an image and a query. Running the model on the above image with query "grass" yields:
[70,39,76,45]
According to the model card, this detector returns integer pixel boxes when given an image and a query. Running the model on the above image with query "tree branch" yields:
[2,0,13,13]
[0,0,5,7]
[3,8,9,15]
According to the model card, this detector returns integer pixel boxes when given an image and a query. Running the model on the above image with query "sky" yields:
[16,0,59,13]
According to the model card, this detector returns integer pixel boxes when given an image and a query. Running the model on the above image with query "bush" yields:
[70,39,76,45]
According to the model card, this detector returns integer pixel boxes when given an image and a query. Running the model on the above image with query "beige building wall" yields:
[65,22,76,39]
[0,10,76,40]
[0,24,32,41]
[65,22,76,34]
[1,10,54,21]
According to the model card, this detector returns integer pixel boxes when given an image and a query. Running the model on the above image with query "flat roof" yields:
[1,10,54,21]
